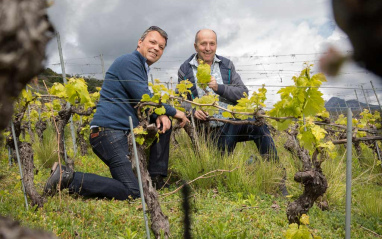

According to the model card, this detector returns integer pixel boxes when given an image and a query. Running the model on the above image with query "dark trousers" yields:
[206,122,278,160]
[69,127,171,200]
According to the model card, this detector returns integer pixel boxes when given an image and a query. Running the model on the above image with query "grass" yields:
[33,123,59,169]
[170,131,283,196]
[0,130,381,238]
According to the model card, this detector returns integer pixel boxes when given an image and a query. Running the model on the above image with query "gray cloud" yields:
[44,0,381,107]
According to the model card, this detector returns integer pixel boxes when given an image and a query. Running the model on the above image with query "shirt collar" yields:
[144,62,150,75]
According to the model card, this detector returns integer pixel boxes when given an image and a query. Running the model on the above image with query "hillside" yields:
[33,68,103,93]
[325,96,380,113]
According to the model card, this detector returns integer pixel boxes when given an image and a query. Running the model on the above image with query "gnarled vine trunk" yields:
[129,123,170,238]
[5,106,45,208]
[56,107,75,170]
[19,142,45,207]
[56,105,96,169]
[284,125,328,224]
[35,119,47,144]
[76,120,89,156]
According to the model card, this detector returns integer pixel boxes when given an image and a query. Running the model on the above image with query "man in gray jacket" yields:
[178,29,278,160]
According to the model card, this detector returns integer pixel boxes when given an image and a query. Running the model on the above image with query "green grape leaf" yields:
[161,94,169,103]
[302,89,325,117]
[285,223,299,239]
[90,91,100,103]
[44,102,53,111]
[310,124,326,142]
[335,114,346,125]
[74,79,92,105]
[30,110,39,122]
[222,111,232,118]
[21,89,34,102]
[196,60,211,90]
[154,106,166,115]
[133,126,147,135]
[177,80,193,98]
[52,99,62,111]
[142,94,151,102]
[300,214,310,225]
[50,83,67,98]
[285,223,313,239]
[72,114,80,122]
[65,78,92,106]
[151,94,160,104]
[65,83,77,105]
[135,135,145,145]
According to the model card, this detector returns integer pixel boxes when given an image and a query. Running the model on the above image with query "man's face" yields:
[137,31,166,65]
[194,30,217,65]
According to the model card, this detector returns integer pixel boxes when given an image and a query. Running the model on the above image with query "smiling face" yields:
[194,29,217,66]
[137,30,166,65]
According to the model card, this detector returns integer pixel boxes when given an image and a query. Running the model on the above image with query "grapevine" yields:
[134,63,382,226]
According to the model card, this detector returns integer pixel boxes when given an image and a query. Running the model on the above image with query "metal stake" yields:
[354,89,363,114]
[375,142,382,168]
[128,116,151,239]
[100,53,106,80]
[361,85,371,112]
[370,81,382,111]
[56,31,77,156]
[11,121,29,210]
[345,108,352,239]
[8,146,12,166]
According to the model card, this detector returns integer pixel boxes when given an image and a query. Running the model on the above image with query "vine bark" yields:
[129,123,170,238]
[284,124,328,224]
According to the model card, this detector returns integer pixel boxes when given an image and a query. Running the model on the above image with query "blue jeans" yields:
[206,121,278,160]
[69,127,171,200]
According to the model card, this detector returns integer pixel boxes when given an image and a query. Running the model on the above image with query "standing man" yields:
[178,29,278,160]
[44,26,189,200]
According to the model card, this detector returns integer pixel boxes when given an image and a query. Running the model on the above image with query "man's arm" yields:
[118,55,189,131]
[118,56,177,117]
[156,110,189,133]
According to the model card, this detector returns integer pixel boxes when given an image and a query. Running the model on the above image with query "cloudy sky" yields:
[45,0,382,109]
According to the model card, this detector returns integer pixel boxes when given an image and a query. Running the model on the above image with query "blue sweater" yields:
[91,50,176,131]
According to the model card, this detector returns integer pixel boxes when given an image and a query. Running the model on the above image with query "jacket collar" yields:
[133,50,150,74]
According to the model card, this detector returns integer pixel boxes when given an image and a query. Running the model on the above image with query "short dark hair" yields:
[140,26,168,47]
[194,29,217,44]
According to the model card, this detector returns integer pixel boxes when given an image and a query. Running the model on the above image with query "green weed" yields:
[33,123,58,169]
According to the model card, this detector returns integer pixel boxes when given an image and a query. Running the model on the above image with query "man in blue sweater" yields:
[44,26,189,200]
[178,29,278,160]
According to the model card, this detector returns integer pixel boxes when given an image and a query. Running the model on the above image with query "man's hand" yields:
[194,110,209,121]
[208,76,218,91]
[173,110,190,128]
[156,115,171,133]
